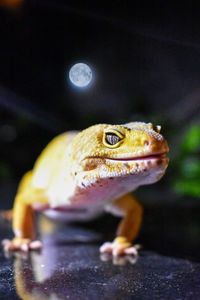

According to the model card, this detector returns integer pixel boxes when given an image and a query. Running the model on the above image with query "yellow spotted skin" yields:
[2,122,169,255]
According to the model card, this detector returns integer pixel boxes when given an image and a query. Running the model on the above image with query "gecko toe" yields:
[2,239,12,251]
[30,240,43,249]
[21,243,29,252]
[99,242,113,253]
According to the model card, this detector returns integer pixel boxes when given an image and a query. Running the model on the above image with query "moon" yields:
[69,63,93,87]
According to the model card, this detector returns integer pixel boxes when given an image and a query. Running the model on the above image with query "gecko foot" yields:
[100,237,141,256]
[2,238,42,252]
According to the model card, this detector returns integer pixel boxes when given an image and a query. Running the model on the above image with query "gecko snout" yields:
[151,137,169,154]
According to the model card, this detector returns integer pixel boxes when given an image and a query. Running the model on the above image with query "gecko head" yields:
[71,122,169,189]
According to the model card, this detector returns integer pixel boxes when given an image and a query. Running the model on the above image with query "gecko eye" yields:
[103,129,124,148]
[106,133,121,145]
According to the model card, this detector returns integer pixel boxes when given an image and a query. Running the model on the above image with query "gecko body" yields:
[2,122,169,256]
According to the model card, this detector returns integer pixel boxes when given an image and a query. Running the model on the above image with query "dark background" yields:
[0,0,200,259]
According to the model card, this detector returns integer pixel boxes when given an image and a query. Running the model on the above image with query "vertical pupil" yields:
[106,133,120,145]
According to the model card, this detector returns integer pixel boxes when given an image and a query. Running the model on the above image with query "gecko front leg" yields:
[2,192,45,252]
[100,194,143,256]
[2,169,49,252]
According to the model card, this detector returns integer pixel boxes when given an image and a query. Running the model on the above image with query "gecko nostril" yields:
[145,140,150,146]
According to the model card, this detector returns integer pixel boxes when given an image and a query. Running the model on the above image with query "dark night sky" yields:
[0,1,200,120]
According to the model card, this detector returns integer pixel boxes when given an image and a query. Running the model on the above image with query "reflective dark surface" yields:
[1,204,200,300]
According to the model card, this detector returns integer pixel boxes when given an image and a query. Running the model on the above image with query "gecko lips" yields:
[106,152,168,162]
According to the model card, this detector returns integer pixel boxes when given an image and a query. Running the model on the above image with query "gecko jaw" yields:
[104,152,169,177]
[81,153,169,178]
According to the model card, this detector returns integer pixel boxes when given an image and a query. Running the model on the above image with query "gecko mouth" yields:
[84,152,168,164]
[105,152,167,162]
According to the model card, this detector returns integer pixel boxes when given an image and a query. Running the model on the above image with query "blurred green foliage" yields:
[173,125,200,198]
[181,125,200,153]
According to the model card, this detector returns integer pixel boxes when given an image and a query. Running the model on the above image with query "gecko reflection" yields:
[12,236,139,300]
